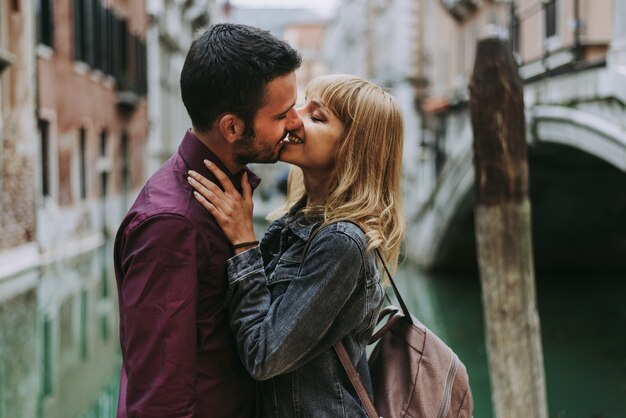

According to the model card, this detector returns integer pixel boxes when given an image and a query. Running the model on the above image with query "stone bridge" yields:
[405,63,626,273]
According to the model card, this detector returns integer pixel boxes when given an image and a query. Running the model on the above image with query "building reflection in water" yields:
[0,240,120,418]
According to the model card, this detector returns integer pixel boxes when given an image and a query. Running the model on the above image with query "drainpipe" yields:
[508,0,519,57]
[540,0,549,72]
[573,0,581,62]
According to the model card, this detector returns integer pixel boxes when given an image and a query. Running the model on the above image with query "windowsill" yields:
[545,35,562,53]
[103,76,115,89]
[0,243,40,283]
[519,48,576,80]
[36,44,55,60]
[91,70,104,83]
[73,61,90,76]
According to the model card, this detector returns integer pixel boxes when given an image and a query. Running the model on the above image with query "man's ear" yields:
[218,113,245,144]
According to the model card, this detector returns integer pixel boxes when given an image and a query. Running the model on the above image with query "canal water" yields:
[13,235,623,417]
[393,260,626,418]
[0,240,120,418]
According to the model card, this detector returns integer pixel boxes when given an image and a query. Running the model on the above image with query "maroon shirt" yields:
[114,130,260,417]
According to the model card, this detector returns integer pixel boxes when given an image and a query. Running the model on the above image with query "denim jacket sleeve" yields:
[224,224,370,380]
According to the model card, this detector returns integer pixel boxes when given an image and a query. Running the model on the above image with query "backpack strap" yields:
[375,250,414,325]
[334,342,380,418]
[369,305,404,343]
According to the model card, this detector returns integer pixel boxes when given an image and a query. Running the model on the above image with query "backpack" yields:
[302,222,473,417]
[334,251,474,418]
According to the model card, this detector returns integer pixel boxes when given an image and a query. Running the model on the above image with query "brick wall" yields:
[0,0,37,252]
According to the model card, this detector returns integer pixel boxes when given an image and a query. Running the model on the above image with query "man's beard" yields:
[233,134,280,165]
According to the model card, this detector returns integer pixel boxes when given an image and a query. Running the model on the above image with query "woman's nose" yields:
[286,108,303,131]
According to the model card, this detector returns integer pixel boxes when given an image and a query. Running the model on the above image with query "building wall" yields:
[426,0,509,98]
[0,1,42,416]
[1,0,38,251]
[516,0,612,66]
[426,0,614,98]
[0,0,150,416]
[284,22,327,101]
[146,0,211,174]
[36,0,149,251]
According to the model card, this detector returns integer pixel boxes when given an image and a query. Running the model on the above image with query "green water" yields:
[394,262,626,418]
[34,228,622,417]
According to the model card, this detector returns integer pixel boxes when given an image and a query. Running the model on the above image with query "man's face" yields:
[233,72,302,165]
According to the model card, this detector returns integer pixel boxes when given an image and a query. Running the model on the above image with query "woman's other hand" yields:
[188,161,257,252]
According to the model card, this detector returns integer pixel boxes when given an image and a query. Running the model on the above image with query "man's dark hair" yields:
[180,23,302,135]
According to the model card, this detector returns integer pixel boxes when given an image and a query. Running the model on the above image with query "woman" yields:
[187,74,404,417]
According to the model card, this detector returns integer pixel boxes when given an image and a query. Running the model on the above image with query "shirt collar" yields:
[178,130,261,192]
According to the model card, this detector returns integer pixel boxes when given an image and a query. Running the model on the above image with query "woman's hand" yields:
[188,160,257,252]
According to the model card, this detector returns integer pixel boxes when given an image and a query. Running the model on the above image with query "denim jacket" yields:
[224,212,385,417]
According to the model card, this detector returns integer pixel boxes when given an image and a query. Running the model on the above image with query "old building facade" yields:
[0,0,151,416]
[325,0,626,272]
[0,0,40,416]
[145,0,217,174]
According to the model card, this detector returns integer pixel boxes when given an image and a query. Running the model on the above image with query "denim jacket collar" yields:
[276,197,322,243]
[287,220,319,242]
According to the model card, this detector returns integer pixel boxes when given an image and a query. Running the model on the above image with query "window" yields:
[78,128,87,200]
[92,0,103,71]
[135,37,148,94]
[99,130,108,198]
[74,0,105,69]
[105,8,115,75]
[120,131,129,196]
[117,18,128,86]
[544,0,557,39]
[39,119,51,197]
[70,1,146,95]
[84,0,95,67]
[36,0,54,48]
[72,0,88,62]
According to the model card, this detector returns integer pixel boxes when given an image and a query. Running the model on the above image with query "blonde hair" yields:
[271,74,405,273]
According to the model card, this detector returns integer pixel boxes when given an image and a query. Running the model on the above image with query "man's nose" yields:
[285,107,303,131]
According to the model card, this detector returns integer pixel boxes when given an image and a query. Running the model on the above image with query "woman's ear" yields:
[218,113,245,144]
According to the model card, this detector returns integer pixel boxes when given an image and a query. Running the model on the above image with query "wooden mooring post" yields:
[469,37,549,418]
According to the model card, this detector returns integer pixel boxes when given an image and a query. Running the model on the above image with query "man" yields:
[114,24,302,417]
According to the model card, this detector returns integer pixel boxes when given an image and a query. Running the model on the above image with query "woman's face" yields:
[278,98,344,177]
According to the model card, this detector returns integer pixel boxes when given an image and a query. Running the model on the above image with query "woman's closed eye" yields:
[309,114,325,123]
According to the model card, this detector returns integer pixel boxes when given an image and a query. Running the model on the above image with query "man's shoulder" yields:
[139,156,191,212]
[120,155,195,231]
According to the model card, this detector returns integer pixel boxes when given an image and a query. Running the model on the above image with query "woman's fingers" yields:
[187,173,228,213]
[188,167,256,245]
[241,172,253,203]
[192,190,219,217]
[188,170,225,198]
[204,160,238,195]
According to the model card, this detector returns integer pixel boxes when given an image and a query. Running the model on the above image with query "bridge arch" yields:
[407,105,626,272]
